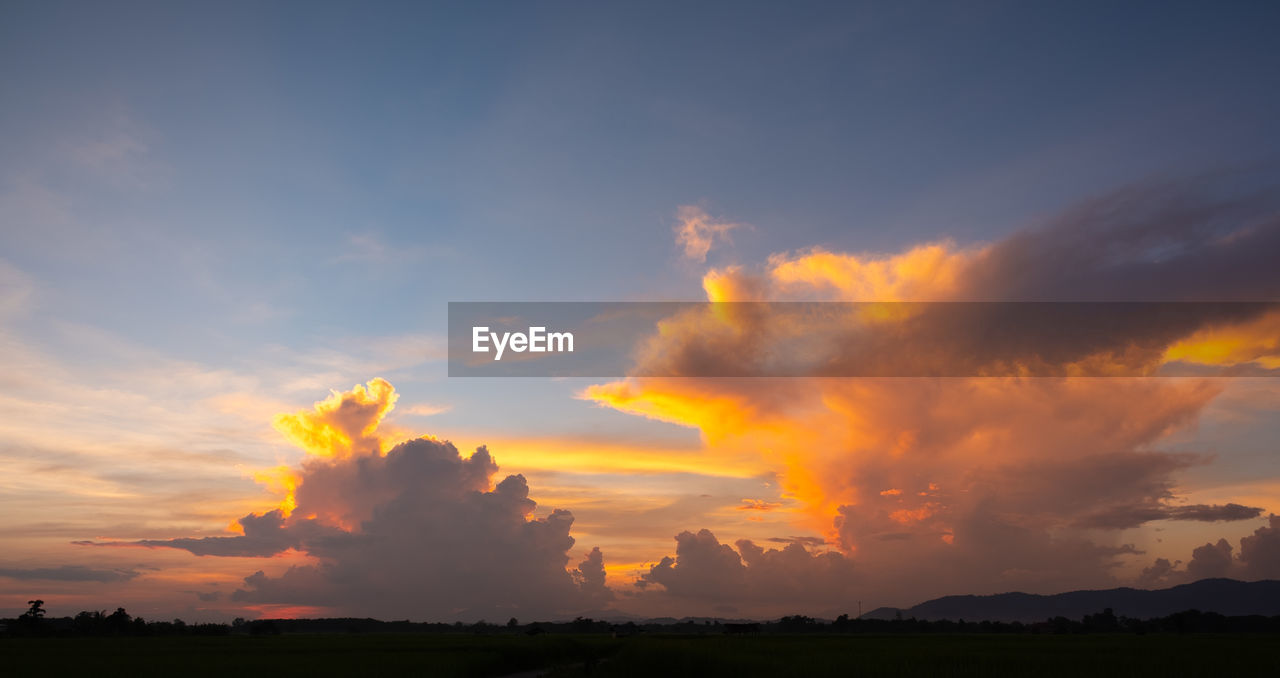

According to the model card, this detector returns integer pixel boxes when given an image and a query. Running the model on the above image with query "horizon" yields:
[15,575,1278,627]
[3,1,1280,625]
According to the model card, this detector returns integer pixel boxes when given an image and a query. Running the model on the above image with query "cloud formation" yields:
[1076,502,1264,530]
[588,178,1280,603]
[0,565,140,583]
[1187,539,1235,580]
[634,528,857,616]
[96,379,610,621]
[674,205,743,262]
[1164,515,1280,585]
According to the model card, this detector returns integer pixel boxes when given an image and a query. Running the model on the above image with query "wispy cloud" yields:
[401,403,452,417]
[673,205,744,262]
[0,565,140,583]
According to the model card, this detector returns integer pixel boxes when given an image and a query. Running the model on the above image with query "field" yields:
[2,633,1277,677]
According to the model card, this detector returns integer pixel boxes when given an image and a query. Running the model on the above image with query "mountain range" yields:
[861,578,1280,623]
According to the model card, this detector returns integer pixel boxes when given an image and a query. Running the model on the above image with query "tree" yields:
[22,599,46,619]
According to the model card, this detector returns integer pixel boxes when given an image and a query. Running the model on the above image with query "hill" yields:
[862,578,1280,623]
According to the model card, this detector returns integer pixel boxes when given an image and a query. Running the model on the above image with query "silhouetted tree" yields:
[1083,607,1120,633]
[105,607,132,634]
[249,619,280,636]
[778,615,818,632]
[22,599,46,619]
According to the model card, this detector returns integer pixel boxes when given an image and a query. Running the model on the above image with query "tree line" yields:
[6,599,1280,638]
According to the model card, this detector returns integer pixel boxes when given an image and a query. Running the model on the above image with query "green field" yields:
[2,633,1276,677]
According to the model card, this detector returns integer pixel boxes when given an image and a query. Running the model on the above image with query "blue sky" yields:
[5,0,1280,431]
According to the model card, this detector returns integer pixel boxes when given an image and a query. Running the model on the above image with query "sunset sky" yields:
[3,1,1280,622]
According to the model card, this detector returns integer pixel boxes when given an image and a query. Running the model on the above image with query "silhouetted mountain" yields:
[862,579,1280,623]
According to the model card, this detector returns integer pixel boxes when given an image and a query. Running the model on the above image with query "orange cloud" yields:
[272,378,397,459]
[1163,310,1280,370]
[767,242,980,301]
[587,184,1280,600]
[250,465,299,518]
[737,499,782,511]
[103,379,615,621]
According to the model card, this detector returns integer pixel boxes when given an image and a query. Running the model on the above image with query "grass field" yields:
[546,634,1280,677]
[2,633,1276,677]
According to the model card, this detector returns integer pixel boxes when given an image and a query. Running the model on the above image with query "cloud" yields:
[673,205,743,262]
[1238,515,1280,579]
[98,380,609,621]
[272,377,398,460]
[633,528,857,615]
[960,177,1280,302]
[638,177,1280,379]
[586,178,1280,603]
[1136,514,1280,585]
[1077,502,1265,529]
[1135,557,1181,588]
[737,499,782,511]
[573,546,614,606]
[77,510,343,558]
[766,536,827,548]
[401,403,452,417]
[1187,538,1234,580]
[0,565,140,583]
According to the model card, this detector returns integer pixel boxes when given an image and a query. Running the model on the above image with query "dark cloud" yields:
[964,175,1280,302]
[79,380,616,622]
[766,536,827,547]
[1141,514,1280,585]
[91,426,609,620]
[1077,502,1265,530]
[1238,515,1280,579]
[75,509,345,557]
[1168,503,1266,523]
[1135,557,1181,589]
[573,546,613,606]
[219,437,604,620]
[1187,538,1234,580]
[0,565,140,582]
[634,529,857,615]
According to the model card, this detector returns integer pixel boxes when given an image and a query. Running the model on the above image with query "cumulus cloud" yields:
[1136,514,1280,585]
[93,379,609,621]
[674,205,743,262]
[587,177,1280,603]
[0,565,140,583]
[633,528,857,616]
[1238,515,1280,579]
[1135,557,1181,588]
[1187,539,1234,580]
[573,546,614,606]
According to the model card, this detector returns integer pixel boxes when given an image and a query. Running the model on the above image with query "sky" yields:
[2,0,1280,622]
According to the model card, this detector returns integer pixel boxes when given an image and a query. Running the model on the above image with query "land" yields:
[2,632,1278,677]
